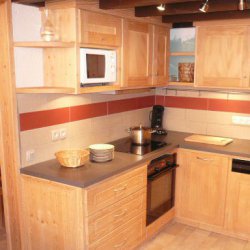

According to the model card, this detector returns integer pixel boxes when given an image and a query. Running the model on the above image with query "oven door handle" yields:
[148,164,179,181]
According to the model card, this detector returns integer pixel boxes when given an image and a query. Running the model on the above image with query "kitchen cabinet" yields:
[122,20,153,87]
[13,6,121,94]
[177,150,229,228]
[225,160,250,238]
[195,25,250,88]
[20,164,147,250]
[79,10,122,47]
[152,25,169,86]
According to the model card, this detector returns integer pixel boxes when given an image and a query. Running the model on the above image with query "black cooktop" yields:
[110,137,169,156]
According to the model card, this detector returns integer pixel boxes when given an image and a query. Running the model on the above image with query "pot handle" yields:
[149,129,156,134]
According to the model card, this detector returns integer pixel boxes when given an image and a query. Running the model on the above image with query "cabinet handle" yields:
[114,209,127,218]
[114,238,127,248]
[196,156,214,161]
[113,185,127,193]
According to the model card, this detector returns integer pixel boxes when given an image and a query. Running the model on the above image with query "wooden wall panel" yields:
[0,0,22,249]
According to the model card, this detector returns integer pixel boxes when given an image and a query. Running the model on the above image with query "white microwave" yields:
[80,48,117,86]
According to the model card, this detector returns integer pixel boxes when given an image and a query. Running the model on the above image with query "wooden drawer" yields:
[85,165,147,215]
[89,213,146,250]
[87,189,146,245]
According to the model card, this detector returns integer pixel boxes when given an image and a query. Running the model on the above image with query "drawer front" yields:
[87,189,146,244]
[89,213,146,250]
[85,165,147,215]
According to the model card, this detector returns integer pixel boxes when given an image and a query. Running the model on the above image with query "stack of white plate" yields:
[89,144,115,163]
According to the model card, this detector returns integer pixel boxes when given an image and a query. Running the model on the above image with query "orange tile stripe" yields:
[20,95,250,131]
[162,95,250,113]
[19,96,155,131]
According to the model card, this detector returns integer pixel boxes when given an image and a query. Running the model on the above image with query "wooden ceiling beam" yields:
[12,0,44,6]
[99,0,199,9]
[162,9,250,23]
[135,0,250,17]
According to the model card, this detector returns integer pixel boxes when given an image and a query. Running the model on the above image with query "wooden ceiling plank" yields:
[99,0,199,9]
[162,9,250,23]
[135,0,247,17]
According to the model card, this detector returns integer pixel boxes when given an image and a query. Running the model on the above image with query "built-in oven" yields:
[147,153,178,226]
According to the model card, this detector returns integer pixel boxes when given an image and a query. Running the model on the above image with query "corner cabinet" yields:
[176,150,229,228]
[20,165,147,250]
[195,25,250,88]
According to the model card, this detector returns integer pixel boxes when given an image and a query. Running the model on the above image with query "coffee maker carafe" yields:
[150,105,167,135]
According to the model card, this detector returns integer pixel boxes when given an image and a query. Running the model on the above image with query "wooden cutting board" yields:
[185,134,233,146]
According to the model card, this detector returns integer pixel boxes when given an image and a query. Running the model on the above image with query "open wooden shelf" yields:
[170,52,195,56]
[14,41,75,48]
[16,87,75,94]
[168,81,194,86]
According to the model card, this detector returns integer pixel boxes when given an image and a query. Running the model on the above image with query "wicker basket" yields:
[55,149,89,168]
[178,63,194,82]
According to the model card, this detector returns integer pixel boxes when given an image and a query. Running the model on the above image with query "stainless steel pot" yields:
[128,125,155,145]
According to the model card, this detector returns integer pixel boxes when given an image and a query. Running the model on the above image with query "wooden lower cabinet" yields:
[225,167,250,239]
[21,165,147,250]
[89,214,146,250]
[176,150,229,228]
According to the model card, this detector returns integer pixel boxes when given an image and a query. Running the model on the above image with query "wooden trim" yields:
[0,0,22,249]
[14,41,75,48]
[170,52,195,56]
[194,18,250,27]
[163,10,250,23]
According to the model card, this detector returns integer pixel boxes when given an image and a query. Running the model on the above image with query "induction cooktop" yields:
[110,137,169,156]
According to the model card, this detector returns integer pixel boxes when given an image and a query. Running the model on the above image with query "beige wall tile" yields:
[200,91,228,99]
[228,93,250,101]
[155,88,166,96]
[185,121,207,134]
[186,109,207,123]
[206,124,250,140]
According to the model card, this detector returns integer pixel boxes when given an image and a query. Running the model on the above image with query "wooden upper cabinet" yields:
[152,25,169,86]
[79,10,122,47]
[122,20,153,87]
[195,25,250,88]
[178,150,229,227]
[226,165,250,238]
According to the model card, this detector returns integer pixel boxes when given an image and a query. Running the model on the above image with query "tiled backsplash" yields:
[156,88,250,140]
[18,91,154,166]
[18,88,250,167]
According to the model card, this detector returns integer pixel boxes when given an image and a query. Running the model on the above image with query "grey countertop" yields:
[20,131,250,188]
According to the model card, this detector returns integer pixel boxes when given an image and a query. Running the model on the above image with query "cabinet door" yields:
[123,20,153,87]
[152,25,169,86]
[226,169,250,238]
[79,10,122,47]
[178,150,229,227]
[196,26,249,88]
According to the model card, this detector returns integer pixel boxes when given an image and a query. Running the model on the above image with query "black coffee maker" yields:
[150,105,167,135]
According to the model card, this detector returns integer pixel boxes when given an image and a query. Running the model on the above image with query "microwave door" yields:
[86,54,105,79]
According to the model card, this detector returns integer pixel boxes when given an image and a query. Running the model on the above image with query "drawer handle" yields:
[114,238,127,248]
[113,185,127,193]
[114,209,127,218]
[196,156,214,161]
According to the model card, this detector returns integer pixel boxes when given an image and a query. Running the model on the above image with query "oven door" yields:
[146,166,177,226]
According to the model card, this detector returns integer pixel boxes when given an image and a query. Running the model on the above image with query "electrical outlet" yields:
[59,128,67,140]
[26,149,35,162]
[51,130,60,141]
[232,115,250,125]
